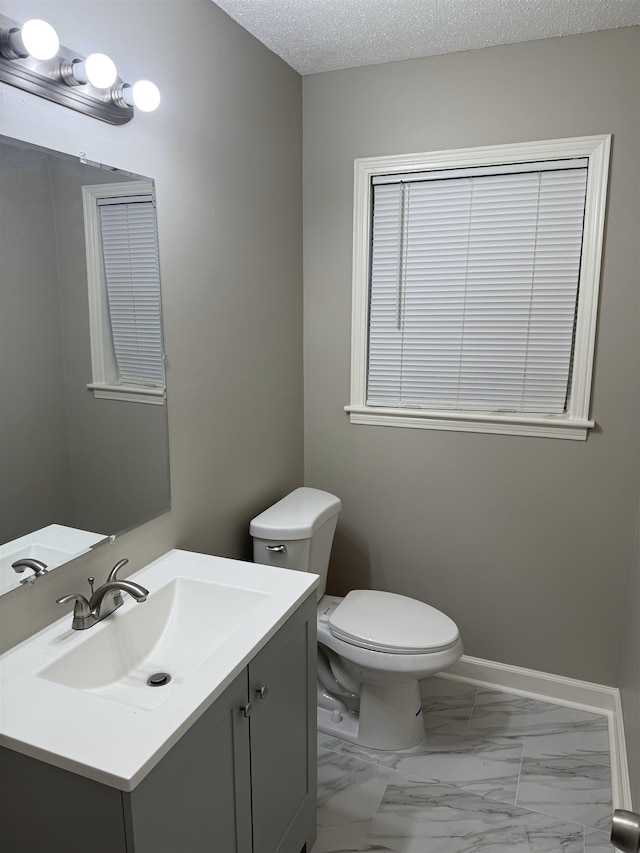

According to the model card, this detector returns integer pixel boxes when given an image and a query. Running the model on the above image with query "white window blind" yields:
[98,195,165,388]
[367,161,588,414]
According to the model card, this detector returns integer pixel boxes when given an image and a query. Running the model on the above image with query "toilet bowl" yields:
[316,591,462,749]
[250,488,463,751]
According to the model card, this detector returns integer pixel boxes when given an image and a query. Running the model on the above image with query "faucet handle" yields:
[56,593,91,619]
[56,593,92,630]
[107,558,129,583]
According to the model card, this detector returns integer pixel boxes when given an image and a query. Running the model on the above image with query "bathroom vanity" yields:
[0,551,318,853]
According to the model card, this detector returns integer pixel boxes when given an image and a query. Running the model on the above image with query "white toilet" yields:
[250,487,463,750]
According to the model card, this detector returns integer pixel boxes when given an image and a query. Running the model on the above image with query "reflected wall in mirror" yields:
[0,136,170,594]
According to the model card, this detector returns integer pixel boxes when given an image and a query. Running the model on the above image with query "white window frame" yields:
[346,135,610,440]
[82,181,166,405]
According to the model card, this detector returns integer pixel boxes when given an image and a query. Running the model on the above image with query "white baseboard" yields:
[427,654,632,809]
[611,689,633,811]
[442,655,618,711]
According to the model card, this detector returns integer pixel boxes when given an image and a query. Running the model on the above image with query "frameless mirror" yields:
[0,136,170,594]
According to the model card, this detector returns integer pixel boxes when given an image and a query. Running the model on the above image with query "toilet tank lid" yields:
[250,488,342,539]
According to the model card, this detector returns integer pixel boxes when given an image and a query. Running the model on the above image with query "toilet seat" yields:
[328,589,459,655]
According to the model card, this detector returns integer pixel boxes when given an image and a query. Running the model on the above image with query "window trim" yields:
[82,181,166,406]
[346,135,611,440]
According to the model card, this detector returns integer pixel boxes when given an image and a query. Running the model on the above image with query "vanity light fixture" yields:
[0,13,160,125]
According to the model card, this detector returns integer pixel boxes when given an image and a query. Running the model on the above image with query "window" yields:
[347,136,610,439]
[82,181,165,405]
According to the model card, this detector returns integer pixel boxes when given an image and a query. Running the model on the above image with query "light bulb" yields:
[131,80,161,112]
[72,52,117,88]
[85,52,117,87]
[119,80,161,112]
[20,19,59,60]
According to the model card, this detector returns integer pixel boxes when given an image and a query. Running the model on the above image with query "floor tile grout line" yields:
[507,795,609,836]
[518,738,612,768]
[466,685,480,730]
[513,744,525,808]
[369,775,392,833]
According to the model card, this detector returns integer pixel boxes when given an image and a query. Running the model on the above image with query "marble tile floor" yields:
[311,677,615,853]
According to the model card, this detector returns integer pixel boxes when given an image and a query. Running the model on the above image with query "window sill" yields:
[87,383,166,406]
[344,405,593,440]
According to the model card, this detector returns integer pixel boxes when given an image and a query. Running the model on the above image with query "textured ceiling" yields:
[213,0,640,75]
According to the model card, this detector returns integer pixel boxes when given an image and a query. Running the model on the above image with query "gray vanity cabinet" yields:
[248,597,317,853]
[0,592,317,853]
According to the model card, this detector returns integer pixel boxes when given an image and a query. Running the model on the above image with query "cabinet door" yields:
[125,670,253,853]
[248,594,317,853]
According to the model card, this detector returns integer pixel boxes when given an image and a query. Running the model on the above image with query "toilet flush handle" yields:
[265,544,287,554]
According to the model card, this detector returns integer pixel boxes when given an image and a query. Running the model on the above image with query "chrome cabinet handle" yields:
[256,685,269,700]
[265,544,287,553]
[242,702,252,718]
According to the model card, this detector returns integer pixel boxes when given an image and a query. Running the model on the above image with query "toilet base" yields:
[317,678,425,751]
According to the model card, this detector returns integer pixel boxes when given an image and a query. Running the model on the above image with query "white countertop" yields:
[0,549,317,791]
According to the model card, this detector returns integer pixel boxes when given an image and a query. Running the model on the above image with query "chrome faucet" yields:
[12,558,48,585]
[56,559,148,630]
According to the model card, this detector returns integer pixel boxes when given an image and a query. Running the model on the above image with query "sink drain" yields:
[147,671,171,687]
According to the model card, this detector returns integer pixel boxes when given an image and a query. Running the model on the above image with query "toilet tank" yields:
[250,487,341,599]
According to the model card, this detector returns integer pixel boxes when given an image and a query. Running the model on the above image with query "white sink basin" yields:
[41,578,269,710]
[0,549,318,790]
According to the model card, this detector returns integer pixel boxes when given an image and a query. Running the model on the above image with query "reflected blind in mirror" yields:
[98,195,165,388]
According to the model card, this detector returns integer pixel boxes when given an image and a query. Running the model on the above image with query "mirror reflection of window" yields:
[84,182,166,405]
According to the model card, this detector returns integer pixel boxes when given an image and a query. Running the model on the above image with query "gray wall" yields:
[0,0,303,650]
[303,28,640,685]
[0,140,75,540]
